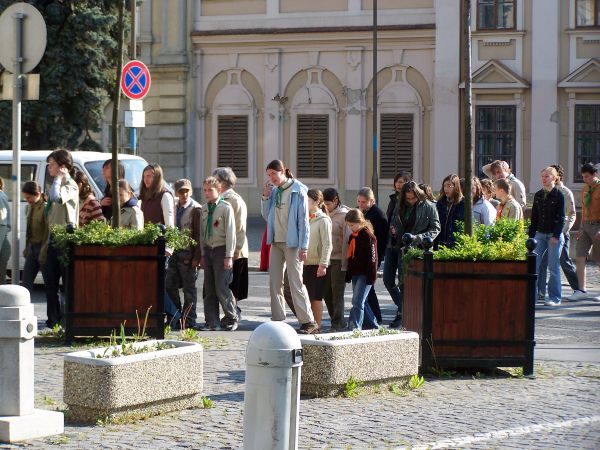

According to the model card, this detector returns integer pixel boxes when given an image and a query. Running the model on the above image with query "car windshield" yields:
[85,159,148,196]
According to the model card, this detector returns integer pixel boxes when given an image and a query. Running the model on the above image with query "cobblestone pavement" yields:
[3,246,600,449]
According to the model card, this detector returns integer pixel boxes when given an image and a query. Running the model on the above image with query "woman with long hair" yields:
[261,160,318,334]
[139,163,174,227]
[75,170,105,226]
[435,174,465,248]
[344,208,379,330]
[303,189,332,330]
[472,176,496,226]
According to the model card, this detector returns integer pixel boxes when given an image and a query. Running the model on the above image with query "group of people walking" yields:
[10,149,600,332]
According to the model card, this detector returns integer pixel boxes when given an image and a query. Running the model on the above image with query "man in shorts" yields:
[576,163,600,300]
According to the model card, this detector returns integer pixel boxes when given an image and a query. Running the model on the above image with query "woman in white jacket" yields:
[303,189,332,330]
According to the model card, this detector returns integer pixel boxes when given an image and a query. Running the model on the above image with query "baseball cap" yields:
[174,179,192,192]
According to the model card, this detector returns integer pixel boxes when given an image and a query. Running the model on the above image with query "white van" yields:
[0,150,150,271]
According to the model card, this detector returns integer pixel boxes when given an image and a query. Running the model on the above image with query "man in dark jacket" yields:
[357,187,388,325]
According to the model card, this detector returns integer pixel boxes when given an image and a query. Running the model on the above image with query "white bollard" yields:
[243,322,303,450]
[0,285,64,443]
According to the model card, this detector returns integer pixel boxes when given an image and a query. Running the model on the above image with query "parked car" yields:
[0,150,150,272]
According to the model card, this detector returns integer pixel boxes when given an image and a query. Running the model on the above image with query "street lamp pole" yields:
[463,0,474,235]
[371,0,378,202]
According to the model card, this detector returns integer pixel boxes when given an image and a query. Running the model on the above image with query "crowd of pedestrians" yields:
[6,149,600,332]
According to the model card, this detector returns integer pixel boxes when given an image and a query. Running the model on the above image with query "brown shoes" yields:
[297,322,319,335]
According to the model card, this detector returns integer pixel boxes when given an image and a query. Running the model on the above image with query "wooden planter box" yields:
[404,249,536,375]
[65,242,166,342]
[63,340,203,423]
[299,331,420,397]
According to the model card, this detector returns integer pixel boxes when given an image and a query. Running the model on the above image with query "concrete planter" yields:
[63,340,203,423]
[299,331,420,397]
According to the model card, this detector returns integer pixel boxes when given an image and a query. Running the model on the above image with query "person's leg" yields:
[283,246,315,326]
[383,247,403,311]
[323,260,346,330]
[348,275,370,330]
[576,257,587,292]
[547,234,564,303]
[559,233,581,292]
[310,301,323,328]
[22,243,41,292]
[268,243,287,321]
[180,260,199,328]
[165,254,183,312]
[362,289,379,329]
[538,249,548,298]
[366,285,382,325]
[202,248,221,329]
[43,244,62,327]
[212,246,238,329]
[575,224,594,291]
[534,232,549,302]
[283,270,296,316]
[0,232,10,285]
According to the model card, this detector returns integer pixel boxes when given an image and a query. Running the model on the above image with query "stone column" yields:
[0,285,63,443]
[263,49,283,165]
[345,46,366,190]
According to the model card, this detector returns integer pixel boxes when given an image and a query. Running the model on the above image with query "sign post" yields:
[121,60,150,156]
[0,3,47,285]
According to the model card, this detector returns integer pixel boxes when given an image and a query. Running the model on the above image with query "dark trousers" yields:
[323,260,348,330]
[44,243,64,327]
[165,251,198,326]
[203,246,237,327]
[23,243,46,292]
[538,232,580,294]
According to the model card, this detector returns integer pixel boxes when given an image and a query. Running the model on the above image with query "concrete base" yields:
[0,409,64,443]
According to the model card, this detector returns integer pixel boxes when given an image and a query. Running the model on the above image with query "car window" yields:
[0,164,37,201]
[84,159,148,196]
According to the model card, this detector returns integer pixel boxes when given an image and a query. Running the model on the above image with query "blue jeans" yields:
[383,247,403,314]
[534,232,564,302]
[348,275,379,330]
[538,232,580,295]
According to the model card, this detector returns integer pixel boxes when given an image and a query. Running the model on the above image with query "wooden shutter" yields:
[217,115,248,178]
[380,113,413,178]
[297,114,329,178]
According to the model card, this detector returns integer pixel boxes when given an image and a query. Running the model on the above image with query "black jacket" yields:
[528,187,565,239]
[386,192,399,224]
[364,205,388,264]
[345,227,378,285]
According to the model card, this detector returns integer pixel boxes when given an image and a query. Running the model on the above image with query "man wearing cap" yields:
[165,178,203,328]
[576,163,600,300]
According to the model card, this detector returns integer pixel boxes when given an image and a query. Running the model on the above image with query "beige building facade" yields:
[102,0,600,214]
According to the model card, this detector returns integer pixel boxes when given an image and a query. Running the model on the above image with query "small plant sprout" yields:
[408,374,425,390]
[201,396,215,409]
[344,376,363,398]
[181,327,198,341]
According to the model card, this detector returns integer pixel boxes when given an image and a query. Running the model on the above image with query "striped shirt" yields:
[79,195,106,226]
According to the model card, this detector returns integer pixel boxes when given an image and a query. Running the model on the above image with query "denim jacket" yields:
[261,178,309,249]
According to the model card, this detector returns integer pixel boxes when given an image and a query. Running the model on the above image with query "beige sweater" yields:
[200,199,236,258]
[221,189,249,259]
[120,205,144,230]
[306,210,332,267]
[328,204,350,271]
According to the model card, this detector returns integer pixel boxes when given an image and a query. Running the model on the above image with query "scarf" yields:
[309,213,316,220]
[275,179,292,208]
[584,181,600,208]
[347,230,360,260]
[205,197,222,240]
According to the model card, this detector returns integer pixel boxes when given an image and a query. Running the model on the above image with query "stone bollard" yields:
[0,285,64,443]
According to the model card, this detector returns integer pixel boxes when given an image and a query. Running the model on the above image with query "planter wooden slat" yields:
[404,250,536,375]
[65,241,166,342]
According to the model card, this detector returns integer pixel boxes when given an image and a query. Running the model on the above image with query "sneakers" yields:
[223,321,239,332]
[297,322,319,335]
[537,292,546,303]
[566,290,588,301]
[389,313,402,329]
[544,299,561,307]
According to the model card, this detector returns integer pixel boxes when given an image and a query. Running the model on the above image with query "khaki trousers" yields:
[269,242,314,324]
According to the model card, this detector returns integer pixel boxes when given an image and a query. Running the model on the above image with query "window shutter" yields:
[380,113,413,178]
[217,115,248,178]
[297,114,329,178]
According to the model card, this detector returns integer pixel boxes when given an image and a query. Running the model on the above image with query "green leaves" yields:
[50,221,196,261]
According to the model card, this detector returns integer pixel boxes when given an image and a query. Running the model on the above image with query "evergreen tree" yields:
[0,0,128,150]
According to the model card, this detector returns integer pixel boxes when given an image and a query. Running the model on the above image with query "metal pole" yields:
[371,0,378,202]
[11,12,25,285]
[130,0,137,156]
[463,0,473,236]
[111,0,125,228]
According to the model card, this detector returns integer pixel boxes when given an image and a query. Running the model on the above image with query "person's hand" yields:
[58,167,70,178]
[192,259,200,268]
[100,197,112,206]
[317,265,327,277]
[165,249,172,257]
[262,181,274,198]
[550,237,559,246]
[298,249,307,262]
[224,257,233,270]
[390,225,397,237]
